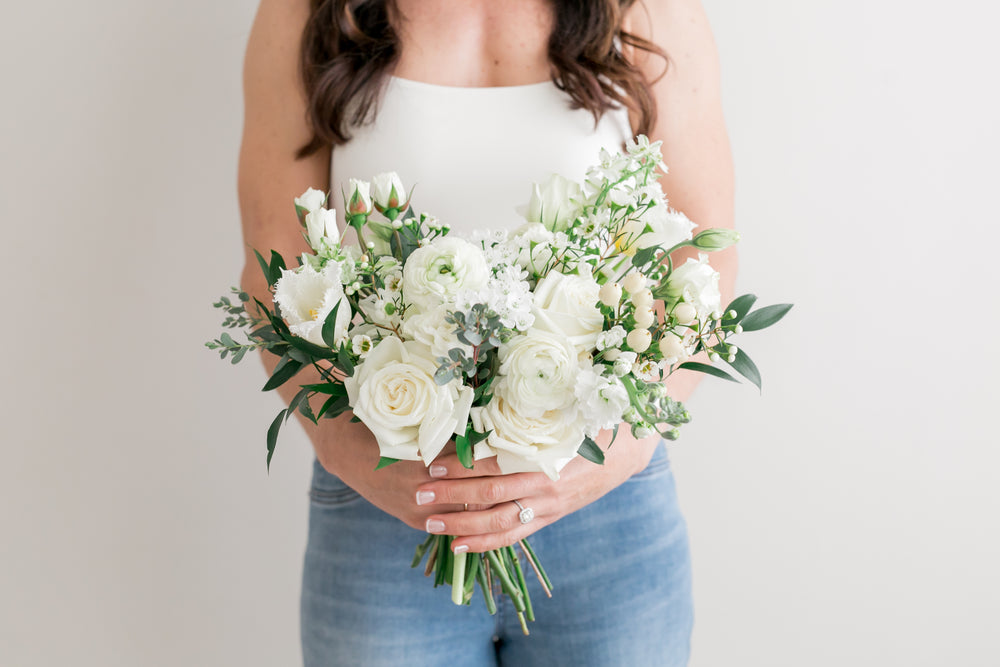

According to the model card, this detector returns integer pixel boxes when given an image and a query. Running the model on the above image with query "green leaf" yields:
[727,348,762,392]
[254,249,273,285]
[375,457,400,470]
[740,304,794,332]
[577,437,605,465]
[725,294,757,322]
[262,358,303,392]
[455,435,474,469]
[266,409,287,472]
[678,361,740,383]
[321,300,342,348]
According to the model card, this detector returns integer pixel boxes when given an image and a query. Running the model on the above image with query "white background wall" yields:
[1,1,997,665]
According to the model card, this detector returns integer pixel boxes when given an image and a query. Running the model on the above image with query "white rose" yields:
[522,173,584,232]
[272,263,351,347]
[497,329,583,419]
[402,237,489,313]
[470,384,584,481]
[664,253,722,319]
[619,201,695,253]
[401,304,472,360]
[371,172,407,211]
[294,187,327,214]
[304,208,340,251]
[344,337,474,465]
[531,271,604,351]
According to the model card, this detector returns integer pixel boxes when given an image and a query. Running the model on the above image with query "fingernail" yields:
[416,490,435,506]
[429,465,447,478]
[453,544,469,554]
[426,519,446,533]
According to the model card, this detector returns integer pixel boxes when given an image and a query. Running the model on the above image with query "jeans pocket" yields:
[308,458,362,506]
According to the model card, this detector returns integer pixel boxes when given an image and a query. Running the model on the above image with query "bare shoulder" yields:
[623,0,734,233]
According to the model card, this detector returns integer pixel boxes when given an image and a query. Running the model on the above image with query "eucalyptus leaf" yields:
[740,304,794,332]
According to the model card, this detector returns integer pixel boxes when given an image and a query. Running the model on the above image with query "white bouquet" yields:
[209,136,791,633]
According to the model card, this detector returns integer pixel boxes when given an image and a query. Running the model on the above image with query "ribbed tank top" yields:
[330,76,633,233]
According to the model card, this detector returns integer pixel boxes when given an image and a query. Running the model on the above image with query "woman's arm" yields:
[239,0,455,530]
[419,0,736,553]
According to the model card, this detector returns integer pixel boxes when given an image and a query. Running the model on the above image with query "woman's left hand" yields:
[415,432,661,553]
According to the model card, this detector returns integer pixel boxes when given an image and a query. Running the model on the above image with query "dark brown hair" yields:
[298,0,666,157]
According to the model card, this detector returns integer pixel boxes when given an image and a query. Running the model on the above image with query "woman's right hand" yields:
[310,415,463,530]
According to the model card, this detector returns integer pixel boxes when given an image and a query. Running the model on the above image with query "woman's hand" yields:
[413,431,661,553]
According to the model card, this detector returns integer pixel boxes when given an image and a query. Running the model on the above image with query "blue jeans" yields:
[301,443,693,666]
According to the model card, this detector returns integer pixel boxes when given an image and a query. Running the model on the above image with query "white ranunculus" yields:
[618,201,695,254]
[402,304,471,360]
[402,237,489,313]
[295,187,326,214]
[664,253,721,319]
[574,366,630,436]
[470,383,584,481]
[272,263,351,347]
[304,208,340,251]
[344,337,474,465]
[372,172,407,211]
[523,174,584,232]
[497,329,584,419]
[531,270,604,351]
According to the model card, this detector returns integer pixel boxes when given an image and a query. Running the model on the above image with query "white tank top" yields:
[331,76,633,233]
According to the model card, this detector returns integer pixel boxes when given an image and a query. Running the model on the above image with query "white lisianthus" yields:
[402,237,489,313]
[304,208,340,251]
[402,304,472,360]
[371,172,407,211]
[596,325,626,352]
[470,385,584,481]
[523,173,584,232]
[531,270,603,351]
[294,187,327,214]
[272,263,351,347]
[574,366,630,436]
[663,253,722,319]
[344,337,474,465]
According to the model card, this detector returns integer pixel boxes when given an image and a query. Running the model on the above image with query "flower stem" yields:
[450,550,467,605]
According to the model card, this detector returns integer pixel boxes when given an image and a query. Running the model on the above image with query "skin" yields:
[238,0,736,554]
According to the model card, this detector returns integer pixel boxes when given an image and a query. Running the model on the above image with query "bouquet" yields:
[208,136,790,633]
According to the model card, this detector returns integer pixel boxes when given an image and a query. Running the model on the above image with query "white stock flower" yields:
[470,385,584,481]
[531,271,603,351]
[401,304,471,360]
[523,174,584,232]
[272,263,351,347]
[664,253,722,319]
[574,366,630,436]
[402,237,489,313]
[295,187,326,214]
[497,329,584,419]
[304,208,340,251]
[344,337,474,465]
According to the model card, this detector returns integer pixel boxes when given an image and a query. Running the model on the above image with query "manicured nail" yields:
[416,490,435,505]
[429,465,447,478]
[452,544,469,554]
[426,519,446,533]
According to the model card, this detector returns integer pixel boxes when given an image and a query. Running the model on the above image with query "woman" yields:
[238,0,736,664]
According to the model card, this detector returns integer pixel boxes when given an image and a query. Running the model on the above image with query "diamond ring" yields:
[513,499,534,524]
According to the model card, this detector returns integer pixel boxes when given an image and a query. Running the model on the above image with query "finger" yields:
[424,499,549,550]
[428,454,503,479]
[415,472,548,508]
